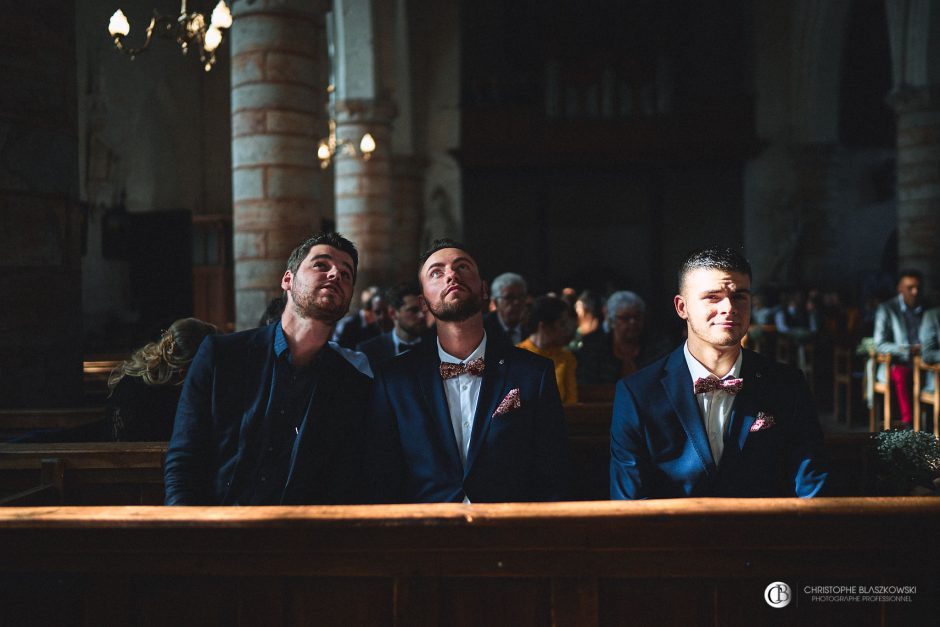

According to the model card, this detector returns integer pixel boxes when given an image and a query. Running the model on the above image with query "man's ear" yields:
[418,295,429,313]
[281,270,293,292]
[674,294,688,320]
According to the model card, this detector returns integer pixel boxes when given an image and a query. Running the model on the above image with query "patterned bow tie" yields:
[693,376,743,395]
[440,357,485,379]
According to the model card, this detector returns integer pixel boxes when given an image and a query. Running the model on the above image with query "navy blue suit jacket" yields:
[164,324,373,505]
[610,345,828,499]
[368,338,573,503]
[357,332,397,367]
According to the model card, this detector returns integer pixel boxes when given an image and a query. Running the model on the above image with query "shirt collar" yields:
[898,294,923,314]
[683,341,743,383]
[274,322,290,358]
[391,329,421,352]
[438,332,487,365]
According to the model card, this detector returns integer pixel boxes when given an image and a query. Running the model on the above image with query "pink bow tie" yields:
[440,357,485,380]
[693,376,743,395]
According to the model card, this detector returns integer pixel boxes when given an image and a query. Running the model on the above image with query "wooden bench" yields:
[0,442,166,506]
[0,499,936,626]
[0,407,105,441]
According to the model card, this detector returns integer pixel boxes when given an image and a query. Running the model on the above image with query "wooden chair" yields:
[913,356,940,436]
[867,351,892,431]
[832,345,854,425]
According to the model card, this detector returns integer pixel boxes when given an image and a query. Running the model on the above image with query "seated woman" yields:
[105,318,218,441]
[517,296,579,406]
[575,291,669,385]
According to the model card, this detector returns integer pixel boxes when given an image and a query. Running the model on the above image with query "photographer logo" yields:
[765,582,792,608]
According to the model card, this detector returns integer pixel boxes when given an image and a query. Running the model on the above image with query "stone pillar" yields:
[890,86,940,291]
[0,4,82,407]
[230,0,329,330]
[334,99,397,296]
[390,156,425,281]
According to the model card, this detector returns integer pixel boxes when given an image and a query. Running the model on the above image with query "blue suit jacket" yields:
[368,338,574,503]
[357,332,397,368]
[610,345,828,499]
[164,324,373,505]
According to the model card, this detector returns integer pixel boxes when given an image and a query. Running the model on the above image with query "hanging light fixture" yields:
[108,1,233,72]
[317,85,376,169]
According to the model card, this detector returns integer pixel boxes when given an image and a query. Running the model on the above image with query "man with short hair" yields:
[874,269,925,426]
[357,282,429,366]
[368,239,573,503]
[332,285,382,349]
[165,232,373,505]
[485,272,528,347]
[610,246,828,499]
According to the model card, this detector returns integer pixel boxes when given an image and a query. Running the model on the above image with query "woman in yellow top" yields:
[517,295,579,405]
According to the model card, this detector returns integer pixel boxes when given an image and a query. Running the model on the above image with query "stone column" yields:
[390,156,426,281]
[334,99,397,296]
[230,0,329,330]
[890,86,940,291]
[0,5,82,407]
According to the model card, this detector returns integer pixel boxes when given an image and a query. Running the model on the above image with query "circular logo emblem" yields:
[764,582,792,608]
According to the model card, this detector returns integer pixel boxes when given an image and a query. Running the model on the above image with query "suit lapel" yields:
[731,350,762,452]
[465,342,509,475]
[417,343,464,466]
[661,347,716,473]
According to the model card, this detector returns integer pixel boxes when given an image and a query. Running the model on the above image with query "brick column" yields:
[0,5,82,407]
[230,0,329,329]
[334,99,397,296]
[390,156,425,281]
[890,86,940,291]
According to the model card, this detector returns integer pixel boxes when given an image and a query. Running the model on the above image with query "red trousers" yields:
[889,364,914,424]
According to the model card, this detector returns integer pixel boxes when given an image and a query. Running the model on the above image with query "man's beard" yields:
[290,283,350,325]
[427,289,484,323]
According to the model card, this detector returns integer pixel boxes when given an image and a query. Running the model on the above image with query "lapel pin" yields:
[499,359,505,365]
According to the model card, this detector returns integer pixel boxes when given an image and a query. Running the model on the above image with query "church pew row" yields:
[0,499,937,626]
[0,422,874,506]
[0,407,105,441]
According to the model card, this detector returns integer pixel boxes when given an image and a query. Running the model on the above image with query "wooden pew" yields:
[0,499,937,626]
[0,442,166,506]
[0,407,105,441]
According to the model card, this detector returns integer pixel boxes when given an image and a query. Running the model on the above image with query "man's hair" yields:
[529,295,569,328]
[898,268,924,283]
[491,272,527,299]
[576,290,603,318]
[678,246,751,291]
[387,281,422,309]
[286,232,359,278]
[417,238,475,270]
[606,291,646,322]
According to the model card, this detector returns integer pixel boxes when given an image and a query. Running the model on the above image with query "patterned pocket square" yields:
[493,388,522,417]
[750,411,776,432]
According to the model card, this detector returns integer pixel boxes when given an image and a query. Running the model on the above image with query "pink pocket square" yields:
[493,388,522,417]
[750,411,776,432]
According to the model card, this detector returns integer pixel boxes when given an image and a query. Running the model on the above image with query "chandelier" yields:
[108,1,233,72]
[317,86,376,169]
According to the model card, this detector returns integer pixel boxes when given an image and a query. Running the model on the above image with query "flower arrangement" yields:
[873,430,940,496]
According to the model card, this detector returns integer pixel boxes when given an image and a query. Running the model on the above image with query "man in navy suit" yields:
[368,239,573,503]
[610,246,828,499]
[357,282,429,367]
[164,232,373,505]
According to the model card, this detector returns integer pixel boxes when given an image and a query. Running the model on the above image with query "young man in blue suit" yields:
[164,232,373,505]
[610,246,828,499]
[357,282,429,367]
[368,239,573,503]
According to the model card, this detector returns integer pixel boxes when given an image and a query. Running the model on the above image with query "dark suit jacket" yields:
[164,324,373,505]
[357,332,397,367]
[333,311,380,349]
[368,338,573,503]
[483,312,520,349]
[610,345,828,499]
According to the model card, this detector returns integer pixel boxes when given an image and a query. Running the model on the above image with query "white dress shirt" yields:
[391,328,421,354]
[683,342,743,466]
[438,333,487,469]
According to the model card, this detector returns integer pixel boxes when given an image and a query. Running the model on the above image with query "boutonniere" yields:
[750,411,776,432]
[493,388,522,417]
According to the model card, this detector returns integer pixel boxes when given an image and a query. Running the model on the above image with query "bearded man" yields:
[366,238,573,503]
[165,233,374,505]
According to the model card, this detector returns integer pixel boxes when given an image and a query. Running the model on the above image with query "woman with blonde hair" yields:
[105,318,218,441]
